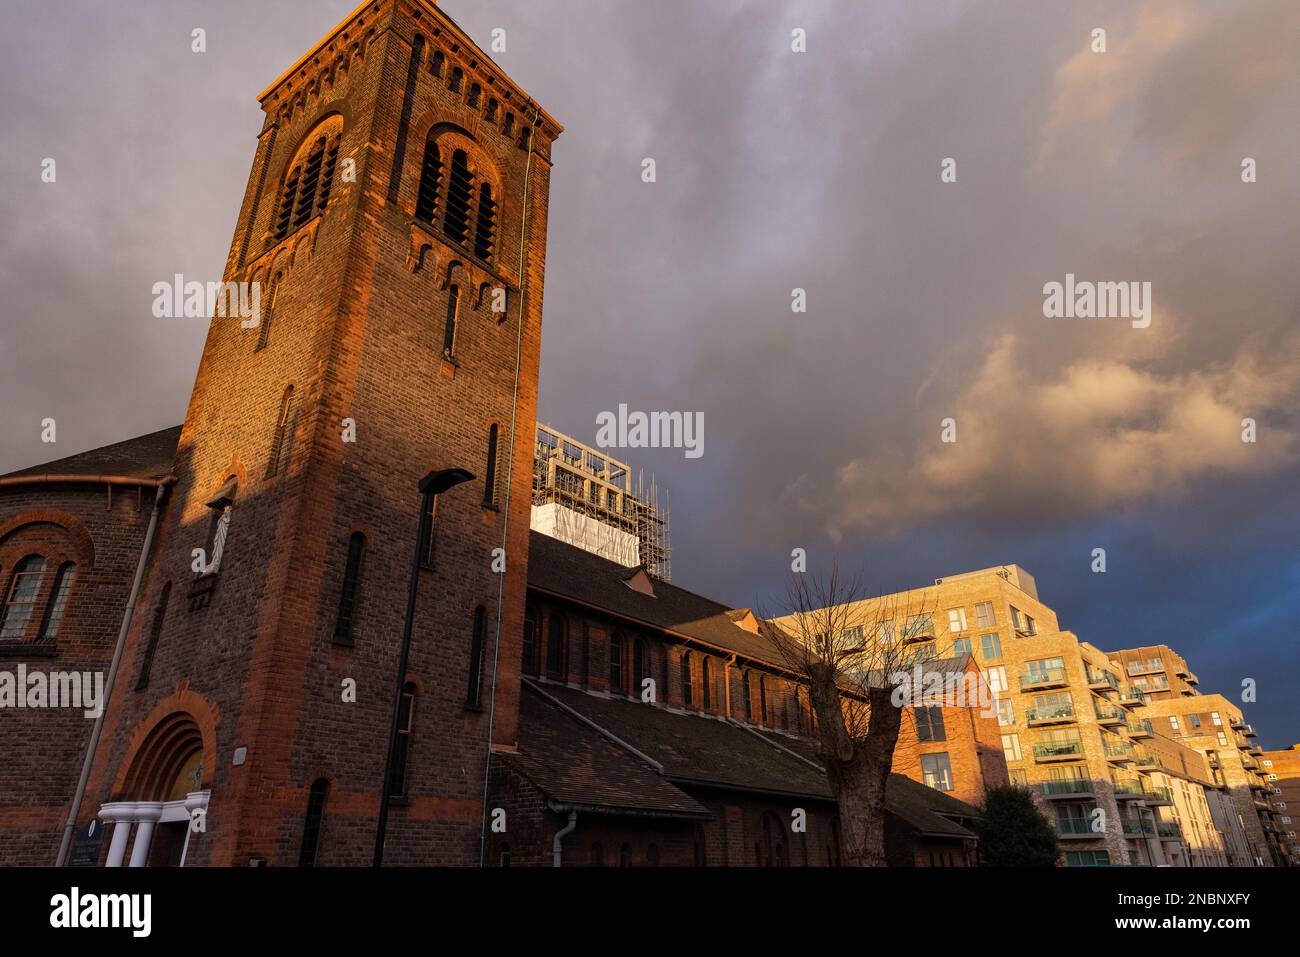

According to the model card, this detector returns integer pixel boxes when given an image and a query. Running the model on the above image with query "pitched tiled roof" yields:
[527,531,793,671]
[502,683,709,817]
[1,425,181,481]
[520,681,980,840]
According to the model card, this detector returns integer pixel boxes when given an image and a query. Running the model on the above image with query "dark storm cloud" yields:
[1,1,1296,739]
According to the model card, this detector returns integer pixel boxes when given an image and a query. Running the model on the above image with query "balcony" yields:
[1087,669,1120,692]
[1126,660,1164,677]
[1174,662,1189,677]
[1118,688,1148,707]
[1243,724,1258,737]
[1230,716,1245,729]
[1114,780,1146,800]
[1157,822,1182,840]
[1144,786,1174,806]
[1027,704,1076,726]
[1127,719,1153,739]
[1106,742,1137,763]
[1236,736,1251,750]
[1121,817,1149,836]
[1043,779,1094,799]
[1056,819,1098,839]
[1021,667,1070,691]
[1206,754,1221,769]
[1185,671,1198,685]
[1094,703,1125,725]
[1134,755,1161,769]
[1034,740,1084,762]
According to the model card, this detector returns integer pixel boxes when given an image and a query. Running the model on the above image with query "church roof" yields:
[1,425,181,482]
[514,680,979,839]
[527,531,792,672]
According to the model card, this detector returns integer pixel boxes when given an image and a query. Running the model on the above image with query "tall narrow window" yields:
[485,98,498,122]
[503,113,515,136]
[742,672,753,721]
[37,562,76,642]
[619,843,631,867]
[390,682,417,798]
[522,605,538,675]
[430,51,445,77]
[317,140,339,209]
[632,638,647,697]
[590,842,604,866]
[483,424,499,506]
[293,140,325,230]
[546,614,566,676]
[274,171,299,241]
[298,778,329,867]
[466,605,486,708]
[450,67,463,93]
[421,494,440,569]
[135,581,172,690]
[792,686,803,732]
[681,652,693,707]
[255,274,280,351]
[443,150,473,244]
[0,556,45,640]
[467,82,481,108]
[442,284,459,358]
[609,633,623,692]
[758,675,768,724]
[473,183,496,260]
[415,140,442,223]
[333,533,365,646]
[701,657,712,711]
[265,384,295,477]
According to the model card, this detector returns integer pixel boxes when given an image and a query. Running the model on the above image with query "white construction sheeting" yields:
[530,502,640,568]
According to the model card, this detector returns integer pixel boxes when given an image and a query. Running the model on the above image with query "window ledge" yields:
[0,642,58,659]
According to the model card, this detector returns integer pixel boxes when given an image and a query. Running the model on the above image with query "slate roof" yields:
[527,531,792,671]
[2,425,181,481]
[515,680,979,839]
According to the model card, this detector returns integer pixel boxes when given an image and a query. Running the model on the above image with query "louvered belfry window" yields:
[473,183,496,260]
[442,149,473,244]
[415,141,442,223]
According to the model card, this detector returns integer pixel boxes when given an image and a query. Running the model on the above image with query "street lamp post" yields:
[373,467,474,867]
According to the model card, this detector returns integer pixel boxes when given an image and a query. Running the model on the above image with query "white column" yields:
[99,802,135,868]
[179,790,211,868]
[128,802,164,868]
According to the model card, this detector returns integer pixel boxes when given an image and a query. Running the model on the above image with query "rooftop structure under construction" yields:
[532,424,671,580]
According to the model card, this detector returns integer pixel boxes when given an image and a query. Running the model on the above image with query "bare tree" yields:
[762,562,938,866]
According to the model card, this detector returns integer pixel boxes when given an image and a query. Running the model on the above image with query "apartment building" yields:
[1109,644,1199,700]
[1138,693,1282,866]
[1260,745,1300,866]
[798,566,1270,866]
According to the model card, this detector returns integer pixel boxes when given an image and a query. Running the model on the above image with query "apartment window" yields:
[37,561,76,641]
[1025,656,1065,682]
[1001,733,1021,762]
[840,625,864,647]
[1024,614,1036,635]
[1217,732,1229,746]
[986,666,1008,694]
[545,615,566,676]
[389,682,417,798]
[1065,850,1110,867]
[980,633,1002,660]
[904,613,934,639]
[1008,768,1028,786]
[951,637,972,657]
[1189,714,1201,729]
[333,532,365,646]
[996,698,1015,726]
[877,620,895,645]
[915,706,946,742]
[0,583,29,651]
[1010,606,1025,631]
[483,424,499,506]
[298,778,329,867]
[1170,716,1180,733]
[135,581,172,691]
[1211,711,1222,726]
[609,633,624,692]
[442,284,460,358]
[466,605,487,708]
[947,608,968,633]
[920,753,953,792]
[974,601,995,628]
[910,642,936,663]
[681,652,693,706]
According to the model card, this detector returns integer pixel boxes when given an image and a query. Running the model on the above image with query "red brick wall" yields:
[0,486,156,865]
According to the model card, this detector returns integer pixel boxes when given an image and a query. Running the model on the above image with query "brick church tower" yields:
[82,0,562,865]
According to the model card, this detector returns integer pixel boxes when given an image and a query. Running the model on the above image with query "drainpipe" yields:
[56,478,173,866]
[552,809,577,867]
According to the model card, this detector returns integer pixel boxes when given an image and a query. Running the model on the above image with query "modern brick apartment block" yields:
[1260,745,1300,866]
[1109,644,1199,700]
[33,0,562,867]
[1139,693,1282,866]
[789,565,1275,866]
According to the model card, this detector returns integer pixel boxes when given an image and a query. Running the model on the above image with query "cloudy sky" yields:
[1,1,1297,745]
